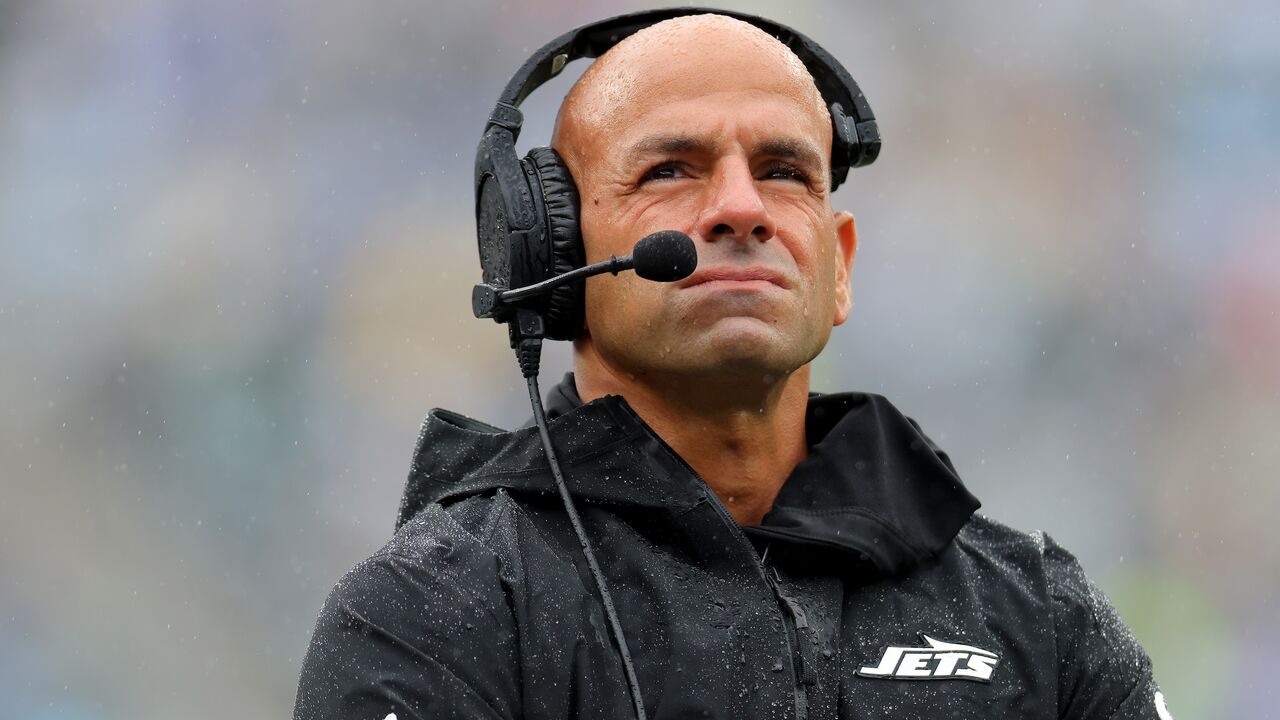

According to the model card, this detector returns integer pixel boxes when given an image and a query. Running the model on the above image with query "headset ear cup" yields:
[526,146,585,341]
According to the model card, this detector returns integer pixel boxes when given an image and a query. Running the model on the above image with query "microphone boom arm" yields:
[472,229,695,320]
[501,253,632,303]
[472,253,633,319]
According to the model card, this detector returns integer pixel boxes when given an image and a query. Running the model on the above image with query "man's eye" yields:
[639,162,685,183]
[762,164,809,182]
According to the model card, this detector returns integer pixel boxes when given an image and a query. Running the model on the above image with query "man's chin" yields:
[662,330,813,383]
[702,319,793,356]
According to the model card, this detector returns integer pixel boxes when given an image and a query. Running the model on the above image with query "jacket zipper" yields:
[697,491,812,720]
[629,414,813,720]
[763,551,813,720]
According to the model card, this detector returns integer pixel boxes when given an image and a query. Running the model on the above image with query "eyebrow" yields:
[753,137,824,171]
[625,134,824,171]
[628,134,716,157]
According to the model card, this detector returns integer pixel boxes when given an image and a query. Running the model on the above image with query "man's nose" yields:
[696,158,777,244]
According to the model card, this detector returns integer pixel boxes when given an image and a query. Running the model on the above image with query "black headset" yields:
[473,6,881,344]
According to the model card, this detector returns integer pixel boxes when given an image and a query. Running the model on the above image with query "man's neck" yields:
[573,347,811,526]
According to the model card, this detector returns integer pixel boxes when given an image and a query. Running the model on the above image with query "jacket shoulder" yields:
[294,495,525,719]
[384,489,516,562]
[950,515,1162,719]
[321,493,522,649]
[947,513,1054,590]
[951,513,1144,646]
[952,515,1144,650]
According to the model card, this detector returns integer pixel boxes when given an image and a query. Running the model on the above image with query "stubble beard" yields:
[590,310,829,406]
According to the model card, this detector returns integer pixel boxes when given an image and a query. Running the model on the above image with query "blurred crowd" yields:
[1,1,1276,718]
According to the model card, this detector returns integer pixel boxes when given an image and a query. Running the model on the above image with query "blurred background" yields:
[2,1,1276,717]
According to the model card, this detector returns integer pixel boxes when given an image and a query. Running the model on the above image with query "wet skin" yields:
[552,14,858,524]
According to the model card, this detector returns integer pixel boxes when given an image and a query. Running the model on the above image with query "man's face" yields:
[554,17,857,385]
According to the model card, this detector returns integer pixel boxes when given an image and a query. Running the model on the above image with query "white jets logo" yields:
[857,634,1000,682]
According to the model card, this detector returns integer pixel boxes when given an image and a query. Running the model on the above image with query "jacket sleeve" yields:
[293,506,521,720]
[1044,534,1174,720]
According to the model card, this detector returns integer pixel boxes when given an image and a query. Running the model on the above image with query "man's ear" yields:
[832,210,858,327]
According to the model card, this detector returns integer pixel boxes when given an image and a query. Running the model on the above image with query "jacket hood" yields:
[397,374,980,578]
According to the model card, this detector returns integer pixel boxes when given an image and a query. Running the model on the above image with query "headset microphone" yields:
[631,230,698,282]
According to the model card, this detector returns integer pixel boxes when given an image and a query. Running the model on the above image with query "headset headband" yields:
[485,7,880,188]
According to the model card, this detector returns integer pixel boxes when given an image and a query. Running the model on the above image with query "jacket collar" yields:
[398,373,980,578]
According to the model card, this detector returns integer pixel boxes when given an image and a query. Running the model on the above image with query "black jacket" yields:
[295,375,1168,719]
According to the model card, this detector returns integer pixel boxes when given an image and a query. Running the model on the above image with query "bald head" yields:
[552,14,830,172]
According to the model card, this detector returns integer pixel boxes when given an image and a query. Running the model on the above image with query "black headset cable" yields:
[518,338,648,720]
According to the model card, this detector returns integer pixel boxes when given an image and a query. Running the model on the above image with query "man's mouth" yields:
[679,266,790,290]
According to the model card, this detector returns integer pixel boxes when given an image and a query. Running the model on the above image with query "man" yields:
[295,12,1170,720]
